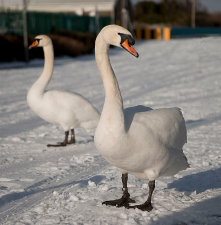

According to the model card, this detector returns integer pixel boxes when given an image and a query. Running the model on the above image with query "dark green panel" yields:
[0,10,111,35]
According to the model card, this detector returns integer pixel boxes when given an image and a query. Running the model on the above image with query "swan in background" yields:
[94,25,189,211]
[28,35,100,147]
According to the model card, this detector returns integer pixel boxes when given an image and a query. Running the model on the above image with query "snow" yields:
[0,37,221,224]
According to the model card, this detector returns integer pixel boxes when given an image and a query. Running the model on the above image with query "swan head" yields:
[29,35,52,49]
[100,25,139,58]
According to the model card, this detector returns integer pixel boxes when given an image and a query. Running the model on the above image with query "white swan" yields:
[94,25,189,211]
[28,35,100,147]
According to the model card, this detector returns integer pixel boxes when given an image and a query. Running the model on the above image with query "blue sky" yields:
[131,0,221,13]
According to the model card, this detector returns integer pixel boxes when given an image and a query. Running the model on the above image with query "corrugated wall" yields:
[0,11,110,35]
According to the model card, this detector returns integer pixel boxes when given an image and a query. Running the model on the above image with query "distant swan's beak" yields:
[29,40,39,49]
[121,39,139,58]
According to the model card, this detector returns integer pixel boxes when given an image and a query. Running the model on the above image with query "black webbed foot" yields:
[103,196,135,208]
[47,142,67,147]
[47,131,70,147]
[129,201,153,211]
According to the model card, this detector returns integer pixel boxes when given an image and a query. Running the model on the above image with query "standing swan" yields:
[94,25,189,211]
[28,35,100,147]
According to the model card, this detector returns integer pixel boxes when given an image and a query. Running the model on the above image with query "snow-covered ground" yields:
[0,37,221,225]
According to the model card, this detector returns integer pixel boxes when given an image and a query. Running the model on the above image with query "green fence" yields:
[0,11,110,35]
[0,11,23,34]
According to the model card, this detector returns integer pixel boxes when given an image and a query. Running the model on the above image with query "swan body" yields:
[28,35,100,146]
[28,89,99,131]
[94,25,189,211]
[96,106,187,181]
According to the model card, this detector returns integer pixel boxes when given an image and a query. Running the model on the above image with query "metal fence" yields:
[0,10,110,35]
[171,27,221,37]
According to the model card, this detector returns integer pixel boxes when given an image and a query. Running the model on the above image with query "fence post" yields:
[191,0,195,28]
[23,0,29,63]
[145,29,151,39]
[136,28,142,39]
[95,6,100,35]
[163,27,170,40]
[154,27,161,40]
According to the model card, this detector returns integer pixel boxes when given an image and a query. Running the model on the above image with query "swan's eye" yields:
[118,33,135,46]
[34,38,42,43]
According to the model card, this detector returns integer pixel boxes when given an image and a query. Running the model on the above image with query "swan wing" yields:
[44,90,100,128]
[125,107,187,151]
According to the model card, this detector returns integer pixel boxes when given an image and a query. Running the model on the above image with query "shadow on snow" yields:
[0,174,106,212]
[186,113,221,130]
[167,168,221,194]
[149,196,221,225]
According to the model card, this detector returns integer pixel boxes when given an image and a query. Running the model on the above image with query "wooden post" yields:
[145,29,151,39]
[23,0,29,63]
[116,19,120,25]
[136,29,142,39]
[163,27,170,40]
[191,0,195,28]
[121,8,127,28]
[154,28,161,40]
[120,0,125,27]
[111,4,115,24]
[95,5,100,35]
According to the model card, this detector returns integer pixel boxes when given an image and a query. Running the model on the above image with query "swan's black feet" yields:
[47,130,74,147]
[129,201,153,212]
[47,140,75,147]
[47,142,67,147]
[103,196,135,208]
[68,129,75,145]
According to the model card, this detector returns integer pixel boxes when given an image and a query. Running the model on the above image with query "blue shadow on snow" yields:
[167,168,221,194]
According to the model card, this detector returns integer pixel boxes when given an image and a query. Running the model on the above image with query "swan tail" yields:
[162,152,189,177]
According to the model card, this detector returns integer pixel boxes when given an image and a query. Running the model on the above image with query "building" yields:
[1,0,115,17]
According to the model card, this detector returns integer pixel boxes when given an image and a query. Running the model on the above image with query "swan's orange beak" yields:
[121,39,139,58]
[29,40,39,49]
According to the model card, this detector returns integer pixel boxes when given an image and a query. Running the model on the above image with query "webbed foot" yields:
[103,196,135,208]
[47,142,67,147]
[129,201,153,211]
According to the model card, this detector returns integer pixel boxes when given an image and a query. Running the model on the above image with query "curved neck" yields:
[31,43,54,95]
[95,33,125,131]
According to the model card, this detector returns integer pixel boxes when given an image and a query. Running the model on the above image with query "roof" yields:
[3,0,115,4]
[2,0,116,14]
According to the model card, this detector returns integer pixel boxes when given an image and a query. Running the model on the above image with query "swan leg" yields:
[68,129,75,144]
[47,131,69,147]
[102,173,135,208]
[129,180,155,211]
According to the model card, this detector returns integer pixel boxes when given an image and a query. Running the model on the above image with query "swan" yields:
[94,25,189,211]
[28,35,100,147]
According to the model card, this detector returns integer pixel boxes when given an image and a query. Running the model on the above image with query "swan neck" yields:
[95,33,125,130]
[30,43,54,96]
[41,44,54,89]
